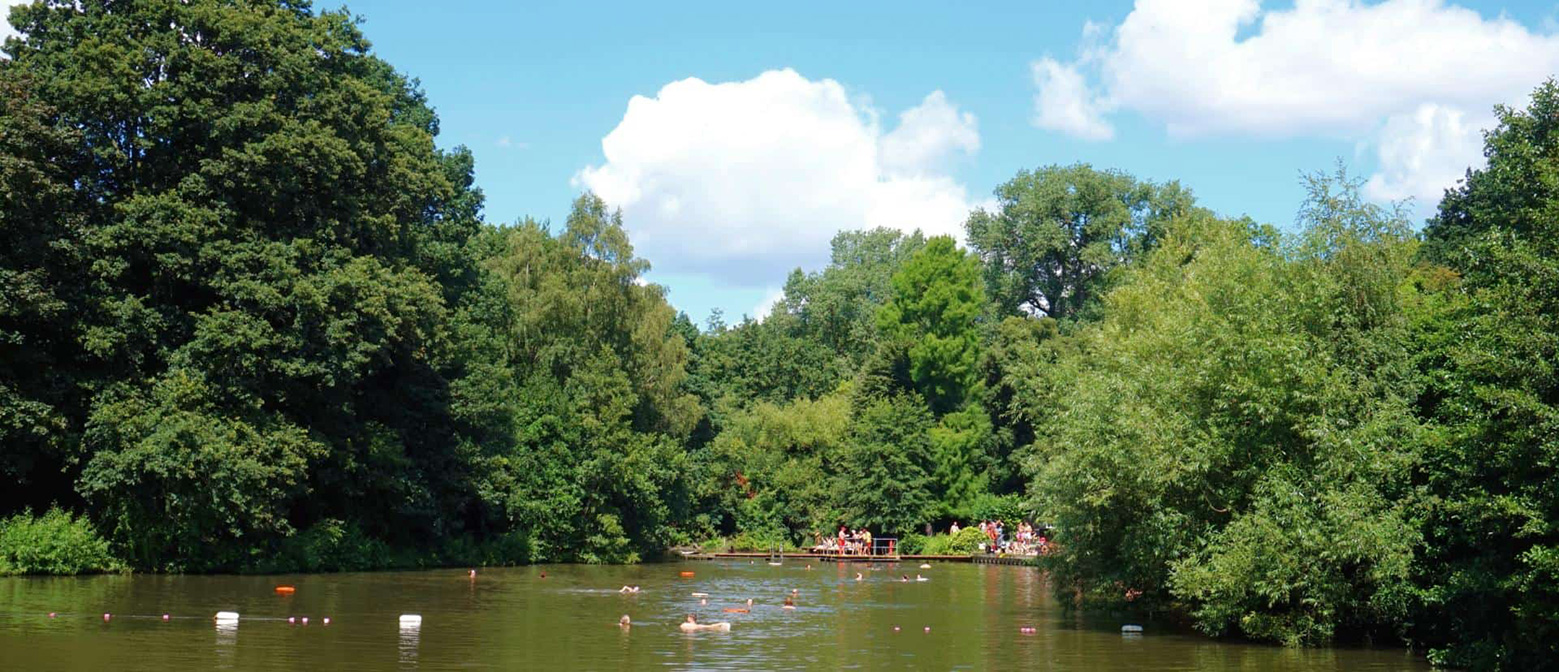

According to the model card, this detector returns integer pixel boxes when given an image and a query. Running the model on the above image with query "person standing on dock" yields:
[862,528,872,556]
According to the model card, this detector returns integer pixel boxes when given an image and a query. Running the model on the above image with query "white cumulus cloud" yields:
[750,286,787,321]
[1038,0,1559,207]
[575,69,978,285]
[1031,57,1115,141]
[1364,103,1488,205]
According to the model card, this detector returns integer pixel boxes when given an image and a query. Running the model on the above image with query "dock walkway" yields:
[679,551,1037,566]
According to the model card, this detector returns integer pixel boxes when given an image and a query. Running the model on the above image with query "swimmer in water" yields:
[539,571,547,579]
[681,614,731,632]
[901,574,910,582]
[619,615,631,628]
[783,595,796,609]
[619,585,640,594]
[855,572,864,581]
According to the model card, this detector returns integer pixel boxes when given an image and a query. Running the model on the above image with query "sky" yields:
[11,0,1559,323]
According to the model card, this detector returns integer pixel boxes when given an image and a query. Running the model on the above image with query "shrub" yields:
[441,530,533,567]
[727,529,794,552]
[919,527,989,555]
[271,519,392,572]
[0,507,122,575]
[964,492,1029,526]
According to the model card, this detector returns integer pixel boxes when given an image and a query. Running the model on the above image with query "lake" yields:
[0,561,1429,670]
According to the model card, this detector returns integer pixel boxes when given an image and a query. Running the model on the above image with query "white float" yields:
[214,611,240,622]
[399,614,423,627]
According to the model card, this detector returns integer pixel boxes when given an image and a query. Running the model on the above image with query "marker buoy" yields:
[48,612,56,619]
[162,614,170,621]
[399,614,423,627]
[690,592,709,597]
[1121,624,1143,633]
[322,617,331,625]
[274,585,296,595]
[102,613,111,621]
[679,571,695,578]
[924,626,931,633]
[215,611,240,622]
[301,617,309,625]
[288,617,296,624]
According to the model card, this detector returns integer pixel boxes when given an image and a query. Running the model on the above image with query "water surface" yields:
[0,561,1429,670]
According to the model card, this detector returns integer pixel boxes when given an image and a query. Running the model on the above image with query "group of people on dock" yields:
[951,520,1049,556]
[811,526,876,555]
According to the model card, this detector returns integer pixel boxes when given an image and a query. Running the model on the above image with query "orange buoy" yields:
[679,571,695,578]
[274,585,296,595]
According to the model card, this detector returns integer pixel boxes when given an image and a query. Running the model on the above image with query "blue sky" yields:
[343,0,1559,324]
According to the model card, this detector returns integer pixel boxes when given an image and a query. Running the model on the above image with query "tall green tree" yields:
[966,164,1194,320]
[876,235,986,414]
[461,196,701,562]
[0,72,84,506]
[1026,173,1424,646]
[2,0,484,569]
[1412,80,1559,669]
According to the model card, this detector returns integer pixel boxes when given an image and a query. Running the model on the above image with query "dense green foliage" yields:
[1407,82,1559,669]
[0,507,120,575]
[965,164,1194,320]
[4,1,1559,667]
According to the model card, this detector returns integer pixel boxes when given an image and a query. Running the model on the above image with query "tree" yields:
[2,0,485,568]
[461,195,700,562]
[965,164,1194,320]
[0,72,84,506]
[1412,80,1559,669]
[1026,172,1424,646]
[876,236,986,414]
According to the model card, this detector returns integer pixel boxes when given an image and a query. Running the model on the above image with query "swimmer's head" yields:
[686,614,696,623]
[619,615,631,626]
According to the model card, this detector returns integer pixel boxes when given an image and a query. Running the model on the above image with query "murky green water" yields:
[0,561,1428,670]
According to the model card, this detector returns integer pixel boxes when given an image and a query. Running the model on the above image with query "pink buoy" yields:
[102,613,111,621]
[892,626,900,631]
[924,626,931,633]
[322,617,331,625]
[288,617,296,624]
[162,614,170,621]
[301,617,309,625]
[48,612,56,619]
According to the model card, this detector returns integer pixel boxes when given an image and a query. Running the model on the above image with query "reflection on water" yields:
[0,563,1430,671]
[214,618,238,669]
[398,622,419,667]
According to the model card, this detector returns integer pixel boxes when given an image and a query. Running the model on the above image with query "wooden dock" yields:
[678,551,1037,566]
